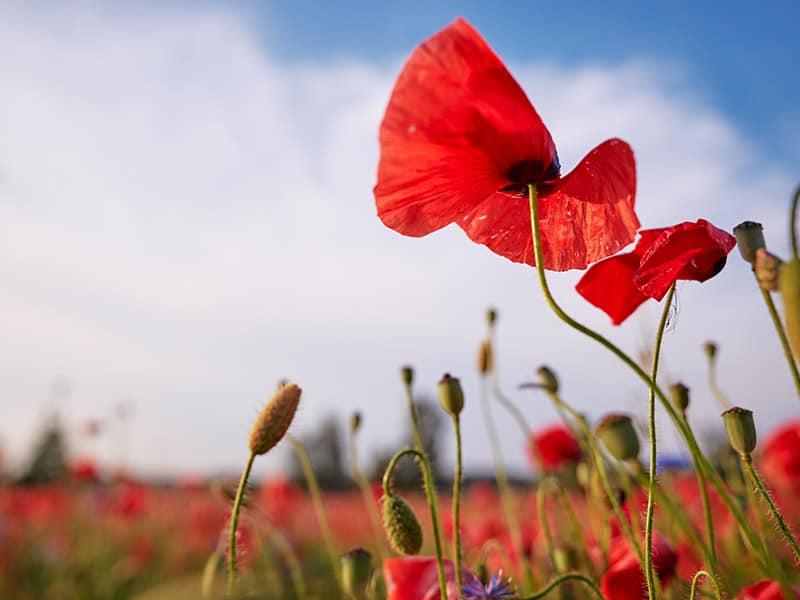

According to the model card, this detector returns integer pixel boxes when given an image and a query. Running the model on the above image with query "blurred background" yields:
[2,0,799,485]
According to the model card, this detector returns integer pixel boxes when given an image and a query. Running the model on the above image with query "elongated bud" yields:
[477,339,494,375]
[755,248,783,291]
[733,221,765,265]
[400,366,414,387]
[350,412,362,433]
[595,414,640,462]
[340,548,372,599]
[382,495,422,555]
[437,373,464,416]
[487,307,498,327]
[249,382,301,455]
[722,407,757,456]
[669,382,690,413]
[780,257,800,359]
[537,366,559,394]
[703,341,717,361]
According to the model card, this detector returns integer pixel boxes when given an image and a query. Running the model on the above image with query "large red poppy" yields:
[576,219,736,325]
[374,18,639,271]
[383,557,479,600]
[737,580,800,600]
[601,533,678,600]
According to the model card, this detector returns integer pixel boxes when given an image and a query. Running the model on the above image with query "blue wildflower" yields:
[463,574,516,599]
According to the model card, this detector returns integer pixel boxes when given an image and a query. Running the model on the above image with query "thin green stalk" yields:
[349,423,389,560]
[521,573,604,600]
[452,414,464,599]
[403,379,425,453]
[288,435,341,590]
[264,527,308,600]
[536,479,558,572]
[741,453,800,561]
[644,283,675,600]
[705,352,731,410]
[383,448,448,599]
[479,375,534,591]
[760,288,800,399]
[526,183,770,574]
[555,485,598,578]
[689,570,722,600]
[790,184,800,257]
[228,451,256,595]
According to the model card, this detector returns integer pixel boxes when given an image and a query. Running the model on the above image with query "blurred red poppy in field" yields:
[738,580,800,600]
[601,533,678,600]
[528,424,582,471]
[760,419,800,493]
[374,18,639,271]
[576,219,736,324]
[68,458,99,484]
[384,557,477,600]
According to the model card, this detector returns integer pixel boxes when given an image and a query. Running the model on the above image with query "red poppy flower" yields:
[528,424,582,471]
[760,419,800,493]
[601,533,678,600]
[374,18,639,271]
[576,219,736,325]
[738,580,800,600]
[383,557,478,600]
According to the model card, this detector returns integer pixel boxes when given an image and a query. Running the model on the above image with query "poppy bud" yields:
[669,382,690,413]
[340,548,372,600]
[733,221,765,265]
[703,341,717,361]
[382,495,423,555]
[722,406,757,456]
[553,545,580,573]
[400,366,414,386]
[780,257,800,360]
[537,366,559,394]
[756,249,783,291]
[249,382,301,456]
[595,414,640,462]
[437,373,464,416]
[477,339,494,375]
[350,412,362,433]
[487,307,498,327]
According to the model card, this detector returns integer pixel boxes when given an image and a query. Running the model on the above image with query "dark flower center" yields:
[500,153,561,196]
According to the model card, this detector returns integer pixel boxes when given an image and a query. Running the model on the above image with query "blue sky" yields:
[1,1,798,479]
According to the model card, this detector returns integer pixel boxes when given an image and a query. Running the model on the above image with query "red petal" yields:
[635,219,736,300]
[375,18,555,237]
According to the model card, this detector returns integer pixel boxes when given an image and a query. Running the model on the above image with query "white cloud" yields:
[0,4,796,480]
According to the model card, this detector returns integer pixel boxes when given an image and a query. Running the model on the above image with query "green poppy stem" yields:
[759,287,800,400]
[520,573,605,600]
[348,420,389,561]
[689,570,722,600]
[228,451,256,595]
[402,377,425,454]
[452,414,464,599]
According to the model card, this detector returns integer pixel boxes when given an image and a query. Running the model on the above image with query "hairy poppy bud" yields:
[537,366,559,394]
[437,373,464,416]
[350,412,362,433]
[340,548,372,600]
[249,382,301,456]
[722,406,757,456]
[477,340,494,375]
[595,414,640,462]
[780,257,800,359]
[487,307,498,327]
[669,382,690,413]
[382,495,422,555]
[400,366,414,387]
[755,248,783,291]
[733,221,765,265]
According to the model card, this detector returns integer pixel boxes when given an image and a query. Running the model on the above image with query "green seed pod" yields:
[595,414,640,462]
[340,548,372,600]
[722,406,757,456]
[477,339,494,375]
[382,495,423,555]
[756,249,783,291]
[780,257,800,360]
[733,221,765,265]
[400,366,414,387]
[537,366,559,394]
[437,373,464,416]
[669,382,691,413]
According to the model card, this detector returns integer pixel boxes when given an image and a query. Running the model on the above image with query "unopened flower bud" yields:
[382,495,422,555]
[537,366,559,394]
[780,257,800,360]
[703,341,717,361]
[722,407,757,456]
[249,382,301,455]
[669,382,690,413]
[553,545,580,573]
[733,221,765,264]
[400,366,414,387]
[595,414,640,462]
[477,340,494,375]
[756,249,783,291]
[437,373,464,416]
[350,412,362,433]
[487,307,498,327]
[340,548,372,600]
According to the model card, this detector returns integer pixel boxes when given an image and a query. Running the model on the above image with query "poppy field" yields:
[5,16,800,600]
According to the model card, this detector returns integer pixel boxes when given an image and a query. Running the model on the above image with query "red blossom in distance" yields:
[528,424,582,471]
[374,18,639,271]
[576,219,736,325]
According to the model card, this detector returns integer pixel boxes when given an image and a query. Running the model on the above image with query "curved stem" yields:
[228,451,255,595]
[689,570,722,600]
[349,423,389,560]
[644,283,675,600]
[288,435,341,590]
[760,288,800,399]
[520,573,604,600]
[402,380,425,453]
[741,453,800,561]
[705,353,731,410]
[791,184,800,258]
[383,449,448,599]
[452,415,464,599]
[527,183,770,574]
